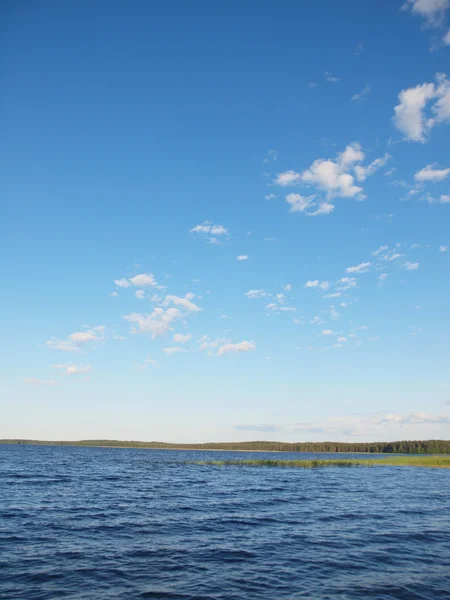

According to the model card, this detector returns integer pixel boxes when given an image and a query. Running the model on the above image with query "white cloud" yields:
[190,221,228,236]
[379,273,389,281]
[346,262,371,273]
[52,363,92,375]
[275,144,387,215]
[164,293,201,312]
[265,302,277,311]
[351,84,372,101]
[114,278,131,288]
[439,245,449,251]
[337,337,347,343]
[66,364,92,375]
[338,276,357,290]
[217,340,256,356]
[323,292,341,298]
[415,164,450,181]
[285,193,315,213]
[283,284,292,291]
[444,28,450,44]
[124,307,182,338]
[305,280,329,291]
[402,0,449,27]
[275,170,303,186]
[199,337,229,352]
[393,74,450,142]
[301,143,365,199]
[328,305,340,319]
[325,71,341,82]
[439,194,450,202]
[264,193,276,200]
[144,358,158,367]
[110,291,118,297]
[162,347,184,355]
[173,333,192,344]
[404,261,420,270]
[354,154,391,181]
[310,316,324,324]
[129,273,158,287]
[309,202,335,216]
[237,255,249,261]
[135,290,145,300]
[322,329,335,335]
[24,378,56,386]
[115,273,162,289]
[47,326,104,352]
[245,289,268,299]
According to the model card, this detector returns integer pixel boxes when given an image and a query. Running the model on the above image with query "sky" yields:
[1,0,450,443]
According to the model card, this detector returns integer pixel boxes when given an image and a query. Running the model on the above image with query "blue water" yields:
[1,445,449,599]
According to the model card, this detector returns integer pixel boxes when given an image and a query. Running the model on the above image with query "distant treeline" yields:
[1,439,450,454]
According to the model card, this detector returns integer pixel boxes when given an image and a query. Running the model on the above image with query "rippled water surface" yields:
[1,445,449,599]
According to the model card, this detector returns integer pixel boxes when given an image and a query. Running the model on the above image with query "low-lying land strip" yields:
[191,456,450,468]
[2,439,450,454]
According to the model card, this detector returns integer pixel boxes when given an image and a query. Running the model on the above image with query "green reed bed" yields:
[190,456,450,469]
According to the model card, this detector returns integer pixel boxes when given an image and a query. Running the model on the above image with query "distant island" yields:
[1,439,449,454]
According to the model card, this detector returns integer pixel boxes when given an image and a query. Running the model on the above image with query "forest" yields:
[2,439,450,454]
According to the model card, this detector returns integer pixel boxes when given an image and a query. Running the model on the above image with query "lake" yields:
[1,444,449,599]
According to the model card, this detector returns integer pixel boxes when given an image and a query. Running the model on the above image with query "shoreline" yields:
[1,441,447,456]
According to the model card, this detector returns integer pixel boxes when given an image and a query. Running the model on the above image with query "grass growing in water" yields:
[190,456,450,468]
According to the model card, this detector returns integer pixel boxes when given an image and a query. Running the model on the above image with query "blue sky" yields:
[1,0,450,442]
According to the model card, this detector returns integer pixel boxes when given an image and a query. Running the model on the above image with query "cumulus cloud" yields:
[402,0,449,27]
[285,193,315,213]
[124,307,182,338]
[245,289,268,299]
[439,245,449,251]
[47,326,105,352]
[164,293,201,312]
[338,276,357,290]
[346,262,371,274]
[190,221,228,236]
[305,280,329,289]
[114,278,131,288]
[415,164,450,181]
[115,273,162,290]
[322,329,335,335]
[24,378,57,386]
[275,170,302,186]
[393,74,450,142]
[173,333,192,344]
[404,261,420,270]
[217,340,256,356]
[275,144,388,215]
[237,255,249,261]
